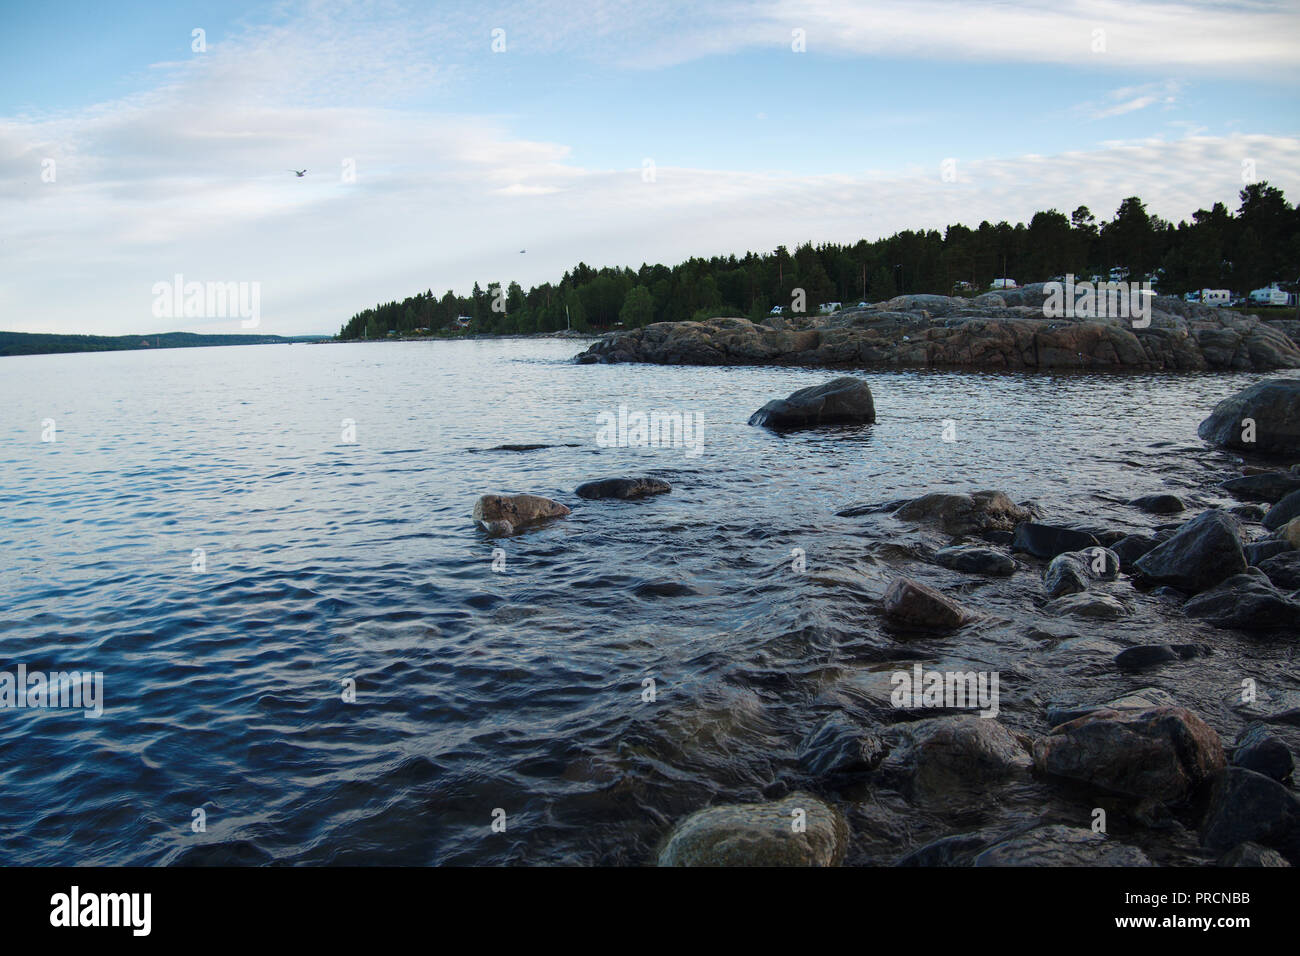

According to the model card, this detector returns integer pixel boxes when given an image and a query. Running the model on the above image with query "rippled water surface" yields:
[1,339,1292,865]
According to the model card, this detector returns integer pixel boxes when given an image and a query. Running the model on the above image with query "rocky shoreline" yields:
[575,286,1300,371]
[474,377,1300,866]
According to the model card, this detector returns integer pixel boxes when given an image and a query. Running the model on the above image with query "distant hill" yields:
[0,331,331,357]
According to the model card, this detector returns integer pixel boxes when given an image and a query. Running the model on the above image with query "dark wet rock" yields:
[797,714,887,778]
[1264,488,1300,530]
[980,529,1015,545]
[1033,706,1226,802]
[1232,724,1294,782]
[973,825,1152,867]
[472,493,571,536]
[1043,553,1090,598]
[1112,533,1166,566]
[1115,643,1211,669]
[632,579,705,598]
[882,578,972,631]
[657,792,847,866]
[1131,493,1187,515]
[836,497,909,518]
[747,376,875,428]
[1220,472,1300,503]
[933,545,1016,576]
[1200,767,1300,863]
[1283,517,1300,549]
[878,715,1032,801]
[1043,547,1120,598]
[1245,539,1292,566]
[1258,550,1300,589]
[574,477,671,500]
[1045,592,1129,619]
[1183,573,1300,630]
[1132,510,1246,593]
[894,831,994,867]
[1011,522,1100,559]
[1218,842,1292,866]
[892,490,1032,536]
[1199,379,1300,457]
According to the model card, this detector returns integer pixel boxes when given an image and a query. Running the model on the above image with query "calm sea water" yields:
[0,340,1288,865]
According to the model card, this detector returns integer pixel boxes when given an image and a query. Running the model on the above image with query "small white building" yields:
[990,278,1018,290]
[454,316,472,328]
[818,301,842,315]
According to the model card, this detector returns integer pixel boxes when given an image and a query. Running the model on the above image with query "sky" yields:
[2,0,1298,336]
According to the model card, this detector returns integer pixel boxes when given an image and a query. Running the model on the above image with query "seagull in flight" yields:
[519,249,526,253]
[290,169,306,177]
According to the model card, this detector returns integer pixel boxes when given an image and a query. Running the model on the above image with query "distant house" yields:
[990,278,1018,290]
[818,301,842,315]
[454,316,472,328]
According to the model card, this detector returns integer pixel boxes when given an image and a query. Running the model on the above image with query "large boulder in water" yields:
[1198,379,1300,456]
[877,715,1032,802]
[657,792,847,866]
[1264,489,1300,530]
[747,376,875,428]
[472,493,571,535]
[1033,706,1225,802]
[1132,510,1246,593]
[1011,523,1100,559]
[893,490,1031,536]
[574,477,671,500]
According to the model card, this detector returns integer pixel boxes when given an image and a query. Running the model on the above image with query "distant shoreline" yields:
[0,330,330,359]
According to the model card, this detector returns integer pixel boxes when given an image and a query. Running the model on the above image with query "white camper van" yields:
[1249,284,1290,307]
[1200,289,1232,307]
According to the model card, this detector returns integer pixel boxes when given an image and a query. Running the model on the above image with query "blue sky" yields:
[3,0,1298,335]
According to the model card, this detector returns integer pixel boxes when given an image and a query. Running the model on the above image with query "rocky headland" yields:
[575,285,1300,371]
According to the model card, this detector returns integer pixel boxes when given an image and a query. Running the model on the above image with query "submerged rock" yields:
[1115,643,1210,669]
[471,493,571,535]
[574,477,671,500]
[1132,510,1246,593]
[657,792,847,866]
[747,376,875,428]
[1033,706,1225,802]
[882,577,973,631]
[973,825,1152,867]
[1184,573,1300,630]
[1199,767,1300,863]
[1218,842,1292,866]
[1045,592,1129,619]
[1198,378,1300,457]
[1011,523,1100,559]
[894,490,1032,536]
[878,715,1032,801]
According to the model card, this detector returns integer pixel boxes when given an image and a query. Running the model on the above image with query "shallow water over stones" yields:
[1,339,1296,865]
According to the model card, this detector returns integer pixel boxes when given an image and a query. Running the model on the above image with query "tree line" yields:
[337,182,1299,339]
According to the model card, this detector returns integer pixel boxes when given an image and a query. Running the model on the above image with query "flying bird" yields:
[519,249,526,253]
[289,169,306,177]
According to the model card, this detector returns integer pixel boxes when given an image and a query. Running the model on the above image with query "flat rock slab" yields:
[574,477,671,500]
[882,577,972,631]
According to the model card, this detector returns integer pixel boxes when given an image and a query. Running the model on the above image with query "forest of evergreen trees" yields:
[337,182,1299,339]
